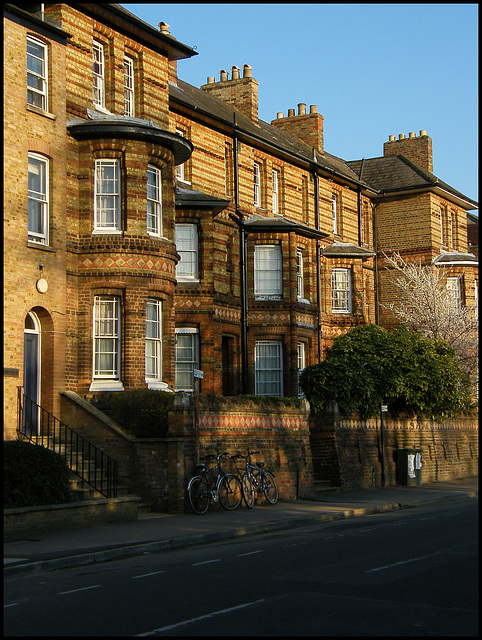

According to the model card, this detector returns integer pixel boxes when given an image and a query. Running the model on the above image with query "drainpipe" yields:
[230,113,249,394]
[312,150,323,363]
[357,159,365,248]
[372,203,380,325]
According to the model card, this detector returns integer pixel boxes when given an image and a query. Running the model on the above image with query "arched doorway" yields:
[23,311,41,434]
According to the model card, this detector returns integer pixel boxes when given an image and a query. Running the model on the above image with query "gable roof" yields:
[347,155,478,211]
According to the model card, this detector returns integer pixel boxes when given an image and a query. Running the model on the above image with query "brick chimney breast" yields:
[383,130,433,173]
[200,65,259,122]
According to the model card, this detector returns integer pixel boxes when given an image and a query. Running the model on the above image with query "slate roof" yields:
[432,250,478,266]
[322,242,375,259]
[169,79,371,188]
[347,156,478,209]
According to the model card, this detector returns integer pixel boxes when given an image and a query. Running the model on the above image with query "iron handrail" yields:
[17,388,117,498]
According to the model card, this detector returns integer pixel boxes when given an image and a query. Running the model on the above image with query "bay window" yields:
[331,268,352,313]
[255,340,283,396]
[94,159,120,233]
[254,245,282,300]
[146,165,162,236]
[175,328,199,391]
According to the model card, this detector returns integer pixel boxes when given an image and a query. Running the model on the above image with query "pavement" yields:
[4,477,478,577]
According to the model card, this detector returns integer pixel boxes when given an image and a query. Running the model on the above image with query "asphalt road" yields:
[4,499,478,636]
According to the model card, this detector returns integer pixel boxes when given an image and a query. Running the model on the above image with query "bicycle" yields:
[233,450,279,508]
[187,452,242,515]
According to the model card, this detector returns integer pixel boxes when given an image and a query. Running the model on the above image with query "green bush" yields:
[4,440,73,508]
[299,324,474,420]
[94,388,174,438]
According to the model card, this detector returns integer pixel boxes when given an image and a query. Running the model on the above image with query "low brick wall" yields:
[4,496,141,542]
[310,410,479,490]
[168,394,314,511]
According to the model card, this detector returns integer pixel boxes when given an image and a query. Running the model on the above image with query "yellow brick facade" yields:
[3,4,478,440]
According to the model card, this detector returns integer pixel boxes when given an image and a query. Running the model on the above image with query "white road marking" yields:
[58,585,101,595]
[191,558,221,566]
[4,603,19,608]
[137,599,265,635]
[236,550,264,557]
[132,571,165,579]
[366,552,440,573]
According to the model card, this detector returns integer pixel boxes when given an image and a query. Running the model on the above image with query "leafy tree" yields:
[380,252,478,392]
[299,324,474,420]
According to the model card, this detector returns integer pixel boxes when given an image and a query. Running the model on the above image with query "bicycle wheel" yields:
[262,471,278,504]
[218,474,242,510]
[188,476,210,514]
[241,473,255,508]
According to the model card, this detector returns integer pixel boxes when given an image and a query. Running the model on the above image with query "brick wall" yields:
[310,410,478,489]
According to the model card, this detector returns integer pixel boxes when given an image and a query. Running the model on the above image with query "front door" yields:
[23,312,40,434]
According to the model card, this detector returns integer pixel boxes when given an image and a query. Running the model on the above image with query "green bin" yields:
[396,448,422,486]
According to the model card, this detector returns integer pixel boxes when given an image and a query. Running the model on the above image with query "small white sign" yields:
[381,405,388,412]
[193,369,204,379]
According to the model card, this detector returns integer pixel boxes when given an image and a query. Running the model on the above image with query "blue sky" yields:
[122,3,478,207]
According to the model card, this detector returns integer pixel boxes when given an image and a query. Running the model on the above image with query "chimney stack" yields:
[384,130,433,173]
[200,64,259,122]
[271,102,324,154]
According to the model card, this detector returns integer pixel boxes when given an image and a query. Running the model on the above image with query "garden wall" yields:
[310,410,479,490]
[60,392,313,513]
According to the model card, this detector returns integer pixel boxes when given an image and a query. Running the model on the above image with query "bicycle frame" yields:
[188,452,242,514]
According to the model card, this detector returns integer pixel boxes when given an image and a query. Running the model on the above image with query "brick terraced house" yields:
[3,4,478,500]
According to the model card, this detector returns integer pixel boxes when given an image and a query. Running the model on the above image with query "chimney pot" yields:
[158,22,170,33]
[220,70,228,82]
[389,135,396,142]
[288,108,295,117]
[409,131,416,138]
[277,112,284,119]
[298,103,306,116]
[420,130,427,136]
[310,105,317,114]
[207,76,215,84]
[399,133,405,140]
[231,66,240,80]
[243,64,252,78]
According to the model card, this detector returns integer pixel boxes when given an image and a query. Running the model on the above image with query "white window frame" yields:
[123,56,134,117]
[297,342,306,398]
[175,129,187,182]
[331,268,352,314]
[332,193,338,235]
[175,328,200,392]
[28,153,49,245]
[254,162,261,207]
[296,248,307,301]
[146,165,162,237]
[27,35,48,110]
[255,340,283,397]
[254,245,283,300]
[145,299,162,386]
[94,159,121,233]
[446,277,462,310]
[92,40,105,109]
[272,168,279,214]
[175,223,199,281]
[90,296,123,391]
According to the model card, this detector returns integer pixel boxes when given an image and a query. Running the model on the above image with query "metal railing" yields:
[17,388,117,498]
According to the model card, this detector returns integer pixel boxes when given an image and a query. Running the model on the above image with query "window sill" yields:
[89,380,124,392]
[92,229,123,236]
[26,104,56,120]
[297,297,310,305]
[146,380,173,392]
[331,310,352,315]
[27,241,57,253]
